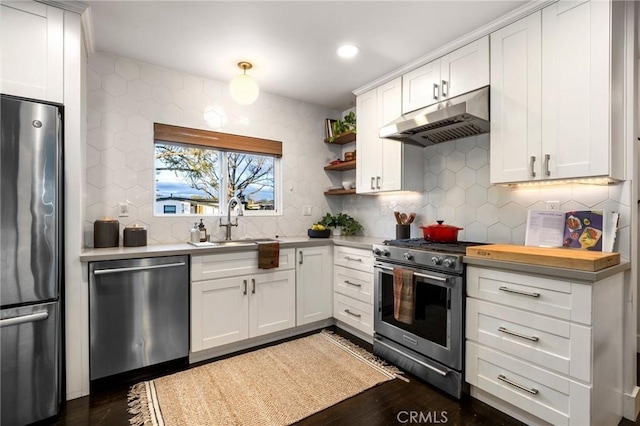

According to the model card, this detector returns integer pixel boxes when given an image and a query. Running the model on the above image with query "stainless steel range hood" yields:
[379,86,489,146]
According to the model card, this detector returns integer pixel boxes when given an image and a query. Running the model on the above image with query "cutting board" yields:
[466,244,620,272]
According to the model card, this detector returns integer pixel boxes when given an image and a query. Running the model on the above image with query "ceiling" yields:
[85,1,528,111]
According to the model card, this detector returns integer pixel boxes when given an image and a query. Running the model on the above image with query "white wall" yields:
[85,52,339,246]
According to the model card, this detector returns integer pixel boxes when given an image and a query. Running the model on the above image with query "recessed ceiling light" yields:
[337,44,358,59]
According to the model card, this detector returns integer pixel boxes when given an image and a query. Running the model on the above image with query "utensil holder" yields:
[396,224,410,239]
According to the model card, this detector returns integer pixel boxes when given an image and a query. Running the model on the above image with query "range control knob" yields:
[373,248,382,256]
[442,258,455,268]
[403,252,414,261]
[383,250,391,257]
[431,256,443,265]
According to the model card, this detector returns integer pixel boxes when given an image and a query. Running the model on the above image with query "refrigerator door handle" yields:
[0,312,49,328]
[93,262,187,275]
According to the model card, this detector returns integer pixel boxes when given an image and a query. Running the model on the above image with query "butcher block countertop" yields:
[465,244,629,282]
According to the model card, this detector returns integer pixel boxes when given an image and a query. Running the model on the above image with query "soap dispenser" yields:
[190,222,200,243]
[198,219,207,242]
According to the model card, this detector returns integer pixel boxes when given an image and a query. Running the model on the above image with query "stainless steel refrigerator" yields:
[1,95,62,425]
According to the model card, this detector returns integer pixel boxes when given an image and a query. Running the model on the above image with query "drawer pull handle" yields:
[344,309,361,318]
[344,280,362,288]
[243,279,247,295]
[497,374,539,395]
[344,256,362,262]
[498,326,539,342]
[251,278,256,294]
[499,286,540,298]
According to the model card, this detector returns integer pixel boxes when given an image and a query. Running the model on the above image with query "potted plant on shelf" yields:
[327,111,356,143]
[318,212,363,236]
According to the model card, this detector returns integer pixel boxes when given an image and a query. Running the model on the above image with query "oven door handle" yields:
[375,265,448,282]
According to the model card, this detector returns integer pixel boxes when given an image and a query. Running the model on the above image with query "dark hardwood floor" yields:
[44,328,640,426]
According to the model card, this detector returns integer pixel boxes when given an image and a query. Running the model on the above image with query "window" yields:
[154,123,282,216]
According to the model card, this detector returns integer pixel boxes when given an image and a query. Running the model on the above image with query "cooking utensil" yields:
[407,213,416,225]
[394,211,402,225]
[400,213,408,225]
[419,220,463,243]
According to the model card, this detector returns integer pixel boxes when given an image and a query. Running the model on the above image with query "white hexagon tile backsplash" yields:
[85,53,632,260]
[84,52,337,247]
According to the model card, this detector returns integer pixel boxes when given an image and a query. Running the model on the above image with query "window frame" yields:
[153,123,283,218]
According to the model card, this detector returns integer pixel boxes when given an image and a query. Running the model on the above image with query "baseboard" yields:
[335,321,373,344]
[188,319,335,364]
[623,386,640,421]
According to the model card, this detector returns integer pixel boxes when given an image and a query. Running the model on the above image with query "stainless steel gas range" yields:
[372,239,484,399]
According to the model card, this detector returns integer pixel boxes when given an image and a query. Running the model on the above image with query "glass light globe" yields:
[229,74,259,105]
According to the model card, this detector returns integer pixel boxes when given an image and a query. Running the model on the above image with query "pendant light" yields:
[229,62,259,105]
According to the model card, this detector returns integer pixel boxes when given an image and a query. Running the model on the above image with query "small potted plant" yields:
[328,111,357,143]
[318,212,363,236]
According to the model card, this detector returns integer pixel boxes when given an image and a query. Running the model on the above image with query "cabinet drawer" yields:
[192,248,295,281]
[466,342,590,426]
[334,246,373,273]
[466,267,592,325]
[333,293,373,336]
[333,265,373,304]
[467,299,591,382]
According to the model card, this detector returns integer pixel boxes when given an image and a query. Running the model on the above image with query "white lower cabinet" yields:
[333,247,374,336]
[465,265,624,426]
[296,245,333,326]
[191,249,296,352]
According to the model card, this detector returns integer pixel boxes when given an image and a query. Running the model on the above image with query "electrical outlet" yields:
[118,202,129,217]
[302,206,312,216]
[546,201,560,211]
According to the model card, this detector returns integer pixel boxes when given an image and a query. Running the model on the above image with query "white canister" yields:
[190,223,200,243]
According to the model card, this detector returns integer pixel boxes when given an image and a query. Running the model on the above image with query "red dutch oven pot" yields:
[419,220,463,243]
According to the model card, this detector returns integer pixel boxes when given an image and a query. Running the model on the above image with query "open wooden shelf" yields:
[324,160,356,171]
[324,188,356,195]
[324,131,356,145]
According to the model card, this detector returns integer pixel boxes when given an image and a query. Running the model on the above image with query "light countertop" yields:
[79,236,385,262]
[464,256,630,282]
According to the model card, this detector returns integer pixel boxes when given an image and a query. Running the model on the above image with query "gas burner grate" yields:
[382,238,487,254]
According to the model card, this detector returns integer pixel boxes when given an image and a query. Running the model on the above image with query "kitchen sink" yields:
[208,238,279,247]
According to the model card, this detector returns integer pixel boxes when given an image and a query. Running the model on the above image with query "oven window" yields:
[380,271,449,348]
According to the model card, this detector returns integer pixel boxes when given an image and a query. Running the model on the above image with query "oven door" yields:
[374,262,463,370]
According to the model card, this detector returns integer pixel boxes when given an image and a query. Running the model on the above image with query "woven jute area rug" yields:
[128,331,402,426]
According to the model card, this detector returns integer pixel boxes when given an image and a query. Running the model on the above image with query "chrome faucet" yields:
[219,196,244,240]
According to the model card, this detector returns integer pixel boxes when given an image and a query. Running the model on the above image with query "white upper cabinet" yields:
[402,36,489,114]
[0,2,64,103]
[540,0,612,180]
[490,12,543,183]
[491,0,623,184]
[356,77,423,194]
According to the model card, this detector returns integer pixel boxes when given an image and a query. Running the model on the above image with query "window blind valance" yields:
[154,123,282,157]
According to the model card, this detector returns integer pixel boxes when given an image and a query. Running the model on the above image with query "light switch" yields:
[118,202,129,217]
[303,206,312,216]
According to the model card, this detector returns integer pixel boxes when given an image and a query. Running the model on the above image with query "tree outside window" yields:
[154,142,278,216]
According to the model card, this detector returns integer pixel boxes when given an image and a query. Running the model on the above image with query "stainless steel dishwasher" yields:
[89,255,189,380]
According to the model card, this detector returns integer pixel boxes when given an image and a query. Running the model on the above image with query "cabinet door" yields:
[296,246,333,325]
[191,277,248,352]
[490,12,542,184]
[402,58,441,114]
[441,36,490,99]
[0,3,63,103]
[541,0,610,179]
[249,270,296,338]
[356,88,381,193]
[378,77,404,192]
